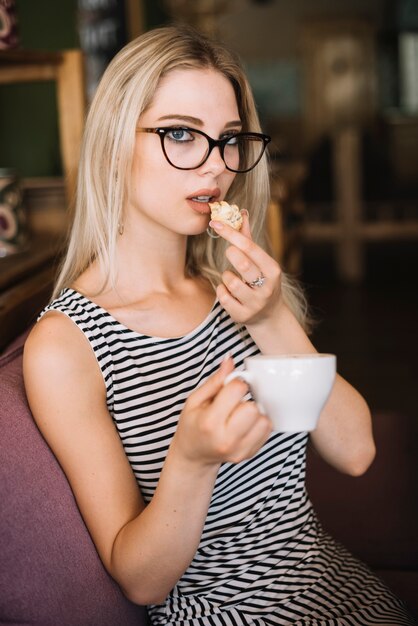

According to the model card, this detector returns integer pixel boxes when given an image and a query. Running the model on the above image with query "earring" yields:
[118,221,124,235]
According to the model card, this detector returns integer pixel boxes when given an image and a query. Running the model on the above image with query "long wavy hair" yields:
[53,24,309,329]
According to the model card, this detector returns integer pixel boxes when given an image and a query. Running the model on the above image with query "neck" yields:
[115,215,190,295]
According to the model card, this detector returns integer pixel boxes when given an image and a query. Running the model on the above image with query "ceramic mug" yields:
[225,354,336,433]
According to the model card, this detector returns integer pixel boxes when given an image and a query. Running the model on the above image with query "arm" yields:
[210,216,375,477]
[244,302,375,476]
[23,313,271,605]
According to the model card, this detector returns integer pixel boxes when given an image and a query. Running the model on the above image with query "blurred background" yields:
[0,0,417,614]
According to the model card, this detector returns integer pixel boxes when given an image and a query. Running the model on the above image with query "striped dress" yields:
[41,288,414,626]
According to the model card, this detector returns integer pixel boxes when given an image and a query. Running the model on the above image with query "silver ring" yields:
[247,275,265,288]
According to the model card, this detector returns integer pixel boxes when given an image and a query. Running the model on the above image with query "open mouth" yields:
[189,195,214,203]
[187,189,220,215]
[187,193,219,215]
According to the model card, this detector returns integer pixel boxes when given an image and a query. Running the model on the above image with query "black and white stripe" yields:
[41,288,414,625]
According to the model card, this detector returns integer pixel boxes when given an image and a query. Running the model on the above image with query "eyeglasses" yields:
[136,126,271,173]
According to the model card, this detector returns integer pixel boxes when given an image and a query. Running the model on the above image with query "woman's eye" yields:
[225,134,239,146]
[167,128,193,142]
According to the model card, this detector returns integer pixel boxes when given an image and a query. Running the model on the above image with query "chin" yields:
[177,218,209,237]
[186,226,208,237]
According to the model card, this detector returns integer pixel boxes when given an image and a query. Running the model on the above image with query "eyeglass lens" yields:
[163,129,266,172]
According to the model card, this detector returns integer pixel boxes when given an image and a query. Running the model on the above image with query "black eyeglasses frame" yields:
[136,126,271,173]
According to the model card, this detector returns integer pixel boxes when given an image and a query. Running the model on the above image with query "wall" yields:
[218,0,395,129]
[219,0,387,60]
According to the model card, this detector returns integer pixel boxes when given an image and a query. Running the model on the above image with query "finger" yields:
[187,355,234,409]
[209,219,279,277]
[221,269,255,303]
[228,414,273,463]
[209,376,250,421]
[225,246,263,287]
[226,400,261,439]
[216,283,249,324]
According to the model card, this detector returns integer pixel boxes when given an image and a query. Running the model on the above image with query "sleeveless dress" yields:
[40,288,415,626]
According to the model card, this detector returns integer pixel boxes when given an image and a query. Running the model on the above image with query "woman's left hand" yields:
[210,211,282,326]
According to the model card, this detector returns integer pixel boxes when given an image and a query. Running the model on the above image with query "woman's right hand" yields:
[171,356,272,467]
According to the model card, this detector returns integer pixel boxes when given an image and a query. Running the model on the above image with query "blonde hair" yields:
[54,25,309,329]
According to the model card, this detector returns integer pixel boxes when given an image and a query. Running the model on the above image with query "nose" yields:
[198,145,227,177]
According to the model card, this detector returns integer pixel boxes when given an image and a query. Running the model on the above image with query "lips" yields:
[187,188,221,214]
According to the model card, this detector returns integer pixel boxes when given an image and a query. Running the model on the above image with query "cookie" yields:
[209,200,243,231]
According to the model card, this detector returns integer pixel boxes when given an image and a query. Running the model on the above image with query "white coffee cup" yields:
[224,354,336,433]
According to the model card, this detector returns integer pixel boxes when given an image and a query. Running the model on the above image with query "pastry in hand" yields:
[209,200,243,231]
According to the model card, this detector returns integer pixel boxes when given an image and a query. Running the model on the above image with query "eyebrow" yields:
[157,114,242,129]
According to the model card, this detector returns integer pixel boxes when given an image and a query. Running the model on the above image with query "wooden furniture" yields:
[266,199,284,265]
[303,125,418,282]
[0,234,61,352]
[300,20,418,282]
[268,160,307,275]
[0,49,86,351]
[0,49,86,203]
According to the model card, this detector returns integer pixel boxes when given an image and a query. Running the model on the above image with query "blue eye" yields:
[166,128,193,142]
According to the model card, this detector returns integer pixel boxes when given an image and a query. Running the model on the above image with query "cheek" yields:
[133,149,168,192]
[222,171,237,195]
[132,158,182,209]
[134,145,164,179]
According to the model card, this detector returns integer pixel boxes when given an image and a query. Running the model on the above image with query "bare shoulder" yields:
[25,309,92,359]
[23,310,107,435]
[24,310,104,394]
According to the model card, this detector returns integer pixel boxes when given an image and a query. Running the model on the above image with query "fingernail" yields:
[209,220,223,230]
[240,208,249,216]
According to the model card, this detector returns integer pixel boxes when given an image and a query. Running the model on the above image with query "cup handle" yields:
[223,370,267,415]
[224,370,253,386]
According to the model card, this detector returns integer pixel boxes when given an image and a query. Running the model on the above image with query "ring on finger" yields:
[246,274,265,288]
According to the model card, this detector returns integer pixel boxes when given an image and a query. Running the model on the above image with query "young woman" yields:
[23,25,413,626]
